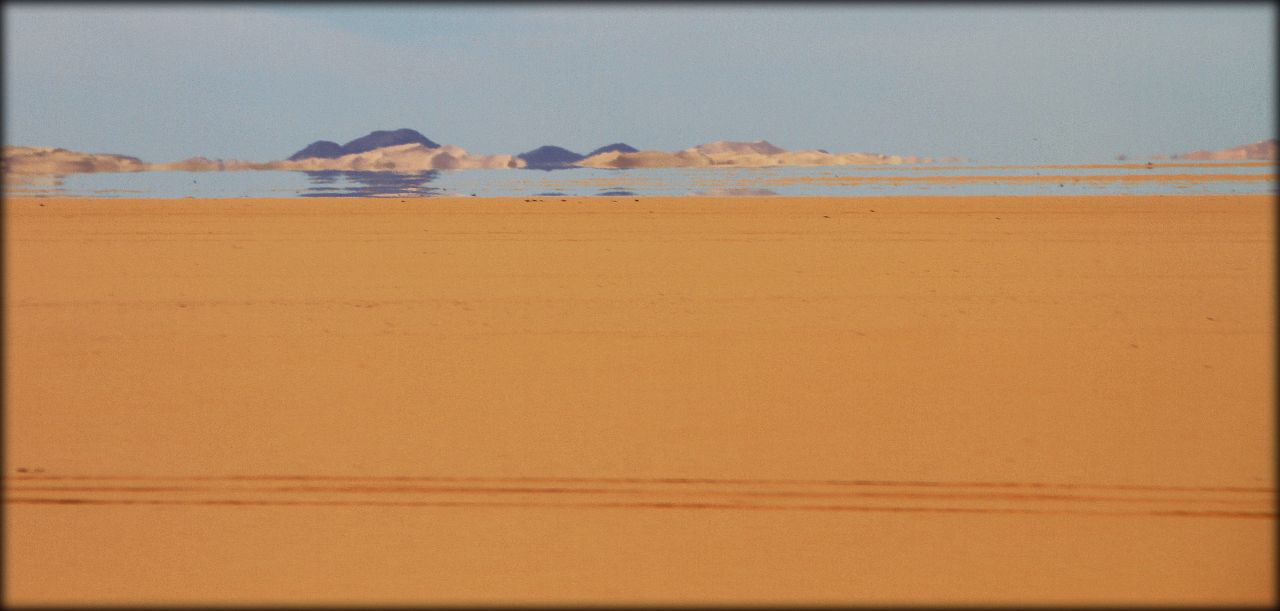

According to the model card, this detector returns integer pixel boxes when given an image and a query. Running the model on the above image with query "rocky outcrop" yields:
[516,145,585,170]
[340,129,440,155]
[585,142,638,157]
[287,141,344,161]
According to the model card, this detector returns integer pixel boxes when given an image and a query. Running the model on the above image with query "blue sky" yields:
[3,3,1274,163]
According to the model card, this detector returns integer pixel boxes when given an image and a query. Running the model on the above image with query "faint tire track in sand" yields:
[4,195,1274,605]
[6,474,1275,518]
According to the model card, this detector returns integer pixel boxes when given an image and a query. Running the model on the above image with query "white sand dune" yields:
[148,157,273,172]
[576,149,714,168]
[4,143,525,175]
[1175,139,1276,161]
[271,143,524,172]
[2,146,147,174]
[579,140,932,169]
[5,140,943,176]
[691,140,788,156]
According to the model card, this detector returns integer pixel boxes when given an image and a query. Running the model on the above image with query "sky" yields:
[3,2,1275,163]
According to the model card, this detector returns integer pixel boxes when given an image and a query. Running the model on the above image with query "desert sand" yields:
[3,194,1274,605]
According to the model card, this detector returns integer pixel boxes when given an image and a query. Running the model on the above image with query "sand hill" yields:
[692,140,788,156]
[4,137,937,176]
[148,157,273,172]
[578,141,931,169]
[2,142,523,175]
[576,149,715,169]
[273,143,523,172]
[1174,139,1276,161]
[2,146,148,174]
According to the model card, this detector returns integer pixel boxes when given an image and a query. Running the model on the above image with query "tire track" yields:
[5,474,1273,519]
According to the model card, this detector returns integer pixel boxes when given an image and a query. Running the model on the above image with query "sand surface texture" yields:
[4,195,1275,605]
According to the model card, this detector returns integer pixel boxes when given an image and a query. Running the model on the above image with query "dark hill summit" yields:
[288,129,440,161]
[288,140,344,161]
[585,143,638,157]
[517,145,585,170]
[341,129,439,155]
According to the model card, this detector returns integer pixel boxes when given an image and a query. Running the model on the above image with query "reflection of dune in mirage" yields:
[299,170,443,197]
[2,172,67,187]
[694,188,779,197]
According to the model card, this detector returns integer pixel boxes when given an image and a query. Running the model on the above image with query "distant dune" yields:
[5,134,942,175]
[274,143,523,171]
[149,157,273,172]
[578,140,932,169]
[692,140,788,156]
[280,129,519,171]
[2,146,147,174]
[577,149,714,169]
[1174,139,1276,161]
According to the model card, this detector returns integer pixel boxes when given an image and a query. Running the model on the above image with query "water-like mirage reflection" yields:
[2,161,1273,198]
[300,170,443,197]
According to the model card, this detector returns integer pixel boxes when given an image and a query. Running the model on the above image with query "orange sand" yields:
[889,162,1274,171]
[4,195,1275,605]
[762,173,1275,187]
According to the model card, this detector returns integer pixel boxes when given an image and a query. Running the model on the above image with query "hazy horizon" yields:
[3,3,1275,164]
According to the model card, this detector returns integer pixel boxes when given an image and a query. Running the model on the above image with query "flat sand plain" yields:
[4,195,1275,605]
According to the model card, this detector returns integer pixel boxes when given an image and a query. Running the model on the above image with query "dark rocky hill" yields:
[288,140,344,161]
[288,129,440,161]
[517,145,585,170]
[585,143,638,157]
[341,129,440,155]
